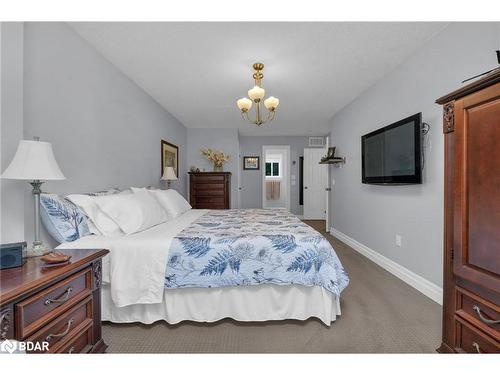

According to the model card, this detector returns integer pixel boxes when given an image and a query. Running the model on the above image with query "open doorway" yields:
[262,145,290,210]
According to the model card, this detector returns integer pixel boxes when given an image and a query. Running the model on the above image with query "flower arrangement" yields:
[201,148,230,172]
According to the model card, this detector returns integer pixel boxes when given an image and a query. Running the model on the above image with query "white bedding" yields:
[101,284,340,326]
[57,209,209,307]
[58,208,342,325]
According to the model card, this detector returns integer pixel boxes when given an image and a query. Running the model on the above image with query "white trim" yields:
[325,136,330,232]
[329,227,443,305]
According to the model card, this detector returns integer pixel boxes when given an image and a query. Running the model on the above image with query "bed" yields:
[57,208,349,326]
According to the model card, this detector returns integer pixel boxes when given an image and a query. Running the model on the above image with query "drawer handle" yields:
[472,305,500,325]
[44,287,73,306]
[472,341,481,353]
[46,318,74,342]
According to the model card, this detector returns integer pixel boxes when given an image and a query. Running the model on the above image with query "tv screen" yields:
[362,113,422,184]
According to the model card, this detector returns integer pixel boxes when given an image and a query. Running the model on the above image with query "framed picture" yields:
[161,140,179,176]
[243,156,260,170]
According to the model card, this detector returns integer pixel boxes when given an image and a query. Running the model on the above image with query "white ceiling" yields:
[69,22,448,136]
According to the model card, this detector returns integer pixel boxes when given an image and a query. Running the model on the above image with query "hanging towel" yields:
[266,181,281,200]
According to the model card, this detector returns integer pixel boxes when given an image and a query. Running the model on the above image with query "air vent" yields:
[308,137,326,147]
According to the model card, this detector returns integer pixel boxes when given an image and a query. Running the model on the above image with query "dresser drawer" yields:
[195,196,225,204]
[455,316,500,353]
[192,175,226,183]
[25,296,93,353]
[57,322,94,354]
[456,287,500,339]
[15,267,93,339]
[194,185,225,195]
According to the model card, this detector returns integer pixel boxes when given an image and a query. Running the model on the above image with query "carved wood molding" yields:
[0,308,12,340]
[93,260,102,290]
[443,102,454,134]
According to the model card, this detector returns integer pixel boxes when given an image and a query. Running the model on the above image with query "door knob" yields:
[304,186,308,189]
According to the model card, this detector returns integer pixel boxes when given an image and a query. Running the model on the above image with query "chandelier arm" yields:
[261,109,274,124]
[243,111,253,124]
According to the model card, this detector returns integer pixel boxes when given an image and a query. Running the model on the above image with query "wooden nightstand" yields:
[0,249,109,353]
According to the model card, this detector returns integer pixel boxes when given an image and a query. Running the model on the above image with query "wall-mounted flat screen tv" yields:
[362,113,422,184]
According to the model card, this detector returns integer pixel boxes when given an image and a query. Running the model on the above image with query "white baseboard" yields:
[329,227,443,305]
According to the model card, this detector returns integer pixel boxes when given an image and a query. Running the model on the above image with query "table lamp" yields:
[1,137,66,256]
[161,166,177,188]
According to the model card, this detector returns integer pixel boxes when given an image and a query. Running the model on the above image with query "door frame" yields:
[325,136,331,232]
[262,145,291,211]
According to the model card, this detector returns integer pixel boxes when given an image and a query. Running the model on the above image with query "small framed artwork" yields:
[243,156,260,170]
[161,140,179,176]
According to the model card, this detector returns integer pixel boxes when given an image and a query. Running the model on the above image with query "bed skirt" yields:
[101,284,341,326]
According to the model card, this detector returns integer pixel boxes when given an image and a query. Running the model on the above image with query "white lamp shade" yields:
[248,86,265,101]
[236,97,252,111]
[1,140,66,180]
[264,96,280,110]
[161,166,178,181]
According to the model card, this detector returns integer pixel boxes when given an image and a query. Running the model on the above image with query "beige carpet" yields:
[102,220,442,353]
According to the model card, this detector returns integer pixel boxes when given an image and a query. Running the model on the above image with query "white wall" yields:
[329,22,499,287]
[0,23,25,244]
[21,23,188,246]
[186,128,240,208]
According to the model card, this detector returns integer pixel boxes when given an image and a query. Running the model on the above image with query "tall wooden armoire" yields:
[436,69,500,353]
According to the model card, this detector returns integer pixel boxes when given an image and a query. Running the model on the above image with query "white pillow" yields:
[130,187,147,193]
[130,186,158,193]
[66,194,123,236]
[150,189,191,218]
[94,190,169,234]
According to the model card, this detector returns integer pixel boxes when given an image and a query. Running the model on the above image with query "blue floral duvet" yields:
[165,209,349,296]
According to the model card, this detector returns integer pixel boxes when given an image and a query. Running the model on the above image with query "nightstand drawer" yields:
[455,316,500,353]
[57,322,93,354]
[16,267,93,339]
[25,296,93,353]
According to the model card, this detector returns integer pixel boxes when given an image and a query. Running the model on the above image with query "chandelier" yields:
[236,62,279,126]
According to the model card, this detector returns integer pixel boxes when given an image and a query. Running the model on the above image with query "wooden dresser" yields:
[436,69,500,353]
[0,249,109,354]
[189,172,231,209]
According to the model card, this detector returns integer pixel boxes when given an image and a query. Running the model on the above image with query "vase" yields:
[213,164,223,172]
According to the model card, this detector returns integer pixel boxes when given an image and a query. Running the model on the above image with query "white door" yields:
[303,148,328,220]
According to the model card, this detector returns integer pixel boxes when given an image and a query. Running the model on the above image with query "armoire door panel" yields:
[453,82,500,293]
[466,99,500,275]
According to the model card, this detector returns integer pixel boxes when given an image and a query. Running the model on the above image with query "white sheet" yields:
[101,284,341,326]
[57,209,209,307]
